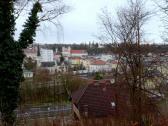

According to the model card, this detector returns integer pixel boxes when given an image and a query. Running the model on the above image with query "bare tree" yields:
[14,0,69,24]
[150,0,168,118]
[99,0,160,125]
[154,0,168,42]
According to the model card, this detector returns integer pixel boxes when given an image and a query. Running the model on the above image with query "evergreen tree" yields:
[94,72,103,80]
[60,53,65,64]
[0,1,42,125]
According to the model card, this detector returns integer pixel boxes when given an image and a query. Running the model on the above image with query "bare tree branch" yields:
[155,0,168,42]
[98,0,162,124]
[14,0,70,23]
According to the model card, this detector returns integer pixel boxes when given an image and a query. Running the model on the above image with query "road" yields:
[0,104,72,119]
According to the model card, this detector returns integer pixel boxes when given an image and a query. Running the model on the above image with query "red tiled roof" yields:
[71,50,87,54]
[69,57,81,60]
[71,79,158,118]
[72,80,120,104]
[71,85,88,104]
[91,60,106,65]
[111,60,118,64]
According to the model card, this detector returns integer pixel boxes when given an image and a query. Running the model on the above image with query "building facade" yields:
[40,48,54,62]
[71,50,88,57]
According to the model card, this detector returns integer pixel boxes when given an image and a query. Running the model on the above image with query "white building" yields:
[62,46,71,57]
[23,70,33,78]
[97,54,115,62]
[40,48,54,62]
[88,59,112,72]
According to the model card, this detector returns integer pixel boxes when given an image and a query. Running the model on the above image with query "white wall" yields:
[23,71,33,78]
[71,53,88,57]
[89,64,112,72]
[62,46,71,56]
[100,54,115,61]
[40,48,54,62]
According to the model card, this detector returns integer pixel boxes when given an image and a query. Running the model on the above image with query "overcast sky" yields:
[15,0,163,44]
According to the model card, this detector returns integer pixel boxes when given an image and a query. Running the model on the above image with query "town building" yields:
[24,46,37,60]
[40,61,56,74]
[89,59,112,72]
[69,57,82,65]
[62,46,71,57]
[56,64,68,73]
[40,48,54,62]
[107,60,119,70]
[97,54,116,62]
[71,50,88,57]
[23,70,33,78]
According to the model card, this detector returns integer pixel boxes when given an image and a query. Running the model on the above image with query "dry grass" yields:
[14,116,168,126]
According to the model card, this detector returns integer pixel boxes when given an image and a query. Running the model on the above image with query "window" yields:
[83,105,88,117]
[111,102,116,108]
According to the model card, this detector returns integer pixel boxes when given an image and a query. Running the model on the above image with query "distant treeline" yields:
[35,43,168,55]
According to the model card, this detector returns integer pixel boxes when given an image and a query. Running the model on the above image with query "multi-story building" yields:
[40,48,54,62]
[71,50,88,57]
[69,57,82,65]
[62,46,71,57]
[99,54,116,61]
[62,46,88,57]
[89,59,112,72]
